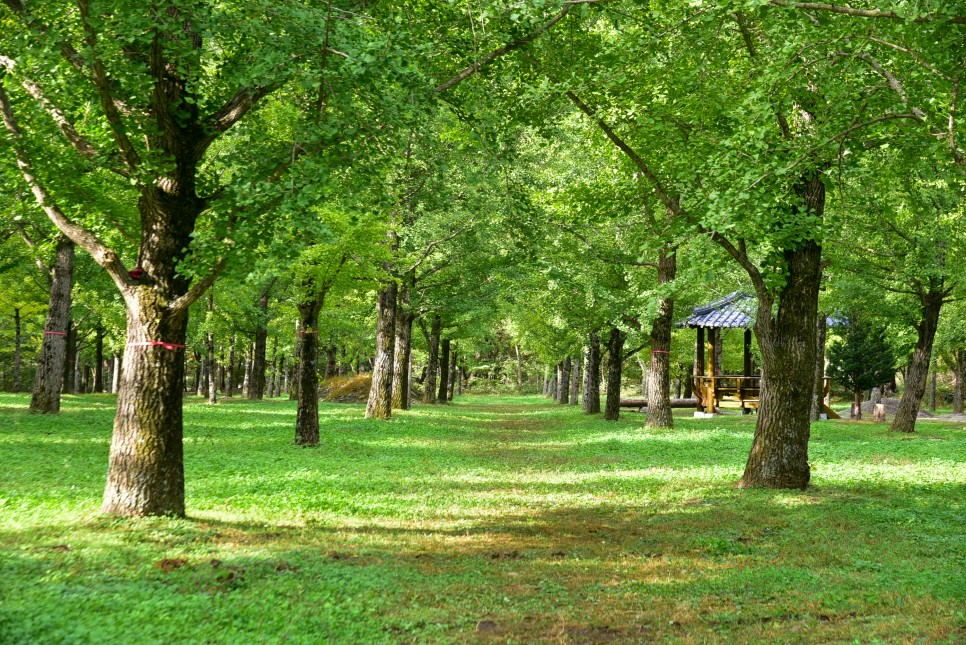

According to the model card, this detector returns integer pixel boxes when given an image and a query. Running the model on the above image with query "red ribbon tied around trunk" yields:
[43,330,68,336]
[298,329,318,335]
[651,349,670,354]
[127,341,185,351]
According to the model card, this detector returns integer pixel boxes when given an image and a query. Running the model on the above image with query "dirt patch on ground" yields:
[320,375,371,403]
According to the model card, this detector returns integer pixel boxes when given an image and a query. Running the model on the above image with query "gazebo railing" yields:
[693,375,834,414]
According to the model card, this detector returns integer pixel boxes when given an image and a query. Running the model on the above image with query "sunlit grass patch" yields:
[0,393,963,643]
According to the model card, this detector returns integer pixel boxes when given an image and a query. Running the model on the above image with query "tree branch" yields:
[197,84,281,161]
[0,55,130,178]
[434,5,572,93]
[169,258,226,314]
[768,1,966,24]
[0,81,131,294]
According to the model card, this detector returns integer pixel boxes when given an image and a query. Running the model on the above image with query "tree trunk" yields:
[559,356,571,404]
[242,342,253,397]
[225,335,236,397]
[93,325,104,393]
[604,327,625,421]
[851,390,863,421]
[437,339,451,405]
[584,332,601,414]
[892,287,945,433]
[810,314,827,421]
[295,305,321,445]
[391,284,413,410]
[101,293,190,517]
[515,344,523,389]
[249,290,270,400]
[646,250,675,428]
[447,348,457,401]
[423,315,441,404]
[570,355,581,406]
[206,292,216,405]
[63,322,77,395]
[12,307,22,393]
[196,352,205,397]
[112,353,121,395]
[30,237,74,413]
[276,355,285,398]
[929,363,937,412]
[365,282,398,419]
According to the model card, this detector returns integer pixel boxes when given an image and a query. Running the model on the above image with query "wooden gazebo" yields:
[678,292,838,418]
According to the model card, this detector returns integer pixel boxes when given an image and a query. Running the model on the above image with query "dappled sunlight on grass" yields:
[0,392,963,643]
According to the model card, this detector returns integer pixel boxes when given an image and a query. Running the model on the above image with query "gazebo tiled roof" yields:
[677,292,754,329]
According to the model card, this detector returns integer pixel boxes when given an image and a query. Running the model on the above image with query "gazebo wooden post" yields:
[742,329,753,414]
[706,328,716,412]
[695,327,705,412]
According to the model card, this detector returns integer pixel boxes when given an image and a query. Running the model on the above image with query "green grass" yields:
[0,393,964,644]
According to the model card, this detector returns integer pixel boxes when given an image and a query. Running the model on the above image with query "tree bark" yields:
[275,354,285,398]
[810,314,827,420]
[448,348,457,401]
[423,315,441,404]
[206,294,217,405]
[570,355,581,406]
[226,335,236,397]
[515,344,523,389]
[249,288,270,400]
[12,307,22,393]
[111,353,121,395]
[93,325,104,393]
[604,327,625,421]
[852,390,863,421]
[30,237,74,413]
[295,305,321,445]
[584,332,601,414]
[559,356,571,404]
[892,287,945,433]
[437,338,451,404]
[645,249,675,428]
[366,282,398,419]
[391,283,413,410]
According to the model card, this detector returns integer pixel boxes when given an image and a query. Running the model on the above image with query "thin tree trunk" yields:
[892,287,945,433]
[584,332,601,414]
[515,344,523,389]
[276,355,285,398]
[225,334,236,397]
[391,283,413,410]
[13,307,22,393]
[604,327,625,421]
[365,282,398,419]
[290,319,301,401]
[447,348,457,401]
[424,315,441,404]
[810,314,827,420]
[62,321,76,394]
[560,357,571,404]
[206,293,216,405]
[93,325,104,393]
[31,237,74,413]
[852,390,863,421]
[570,355,581,406]
[645,249,675,428]
[196,352,205,397]
[250,288,270,400]
[437,339,451,405]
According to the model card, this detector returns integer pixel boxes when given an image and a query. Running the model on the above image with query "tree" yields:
[827,318,897,420]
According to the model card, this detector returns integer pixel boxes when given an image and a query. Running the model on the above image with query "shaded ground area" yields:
[0,393,963,643]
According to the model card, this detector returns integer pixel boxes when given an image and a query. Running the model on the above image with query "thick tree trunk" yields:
[93,325,104,393]
[30,237,74,413]
[365,282,397,419]
[391,285,413,410]
[437,339,451,405]
[584,332,601,414]
[646,250,675,428]
[12,307,22,393]
[570,355,581,406]
[810,315,827,421]
[250,290,269,400]
[892,288,944,433]
[112,353,121,395]
[560,357,571,404]
[295,305,321,445]
[604,327,625,421]
[101,294,190,517]
[423,315,441,404]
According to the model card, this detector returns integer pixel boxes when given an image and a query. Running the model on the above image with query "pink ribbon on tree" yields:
[43,330,67,336]
[126,341,185,351]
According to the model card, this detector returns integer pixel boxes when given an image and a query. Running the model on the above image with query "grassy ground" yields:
[0,393,963,644]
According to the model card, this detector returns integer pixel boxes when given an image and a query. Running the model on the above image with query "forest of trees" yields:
[1,1,963,518]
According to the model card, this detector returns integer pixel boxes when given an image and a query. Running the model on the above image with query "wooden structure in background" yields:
[678,292,839,418]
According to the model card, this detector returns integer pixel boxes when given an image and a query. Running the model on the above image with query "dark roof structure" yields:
[678,292,843,329]
[677,292,754,329]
